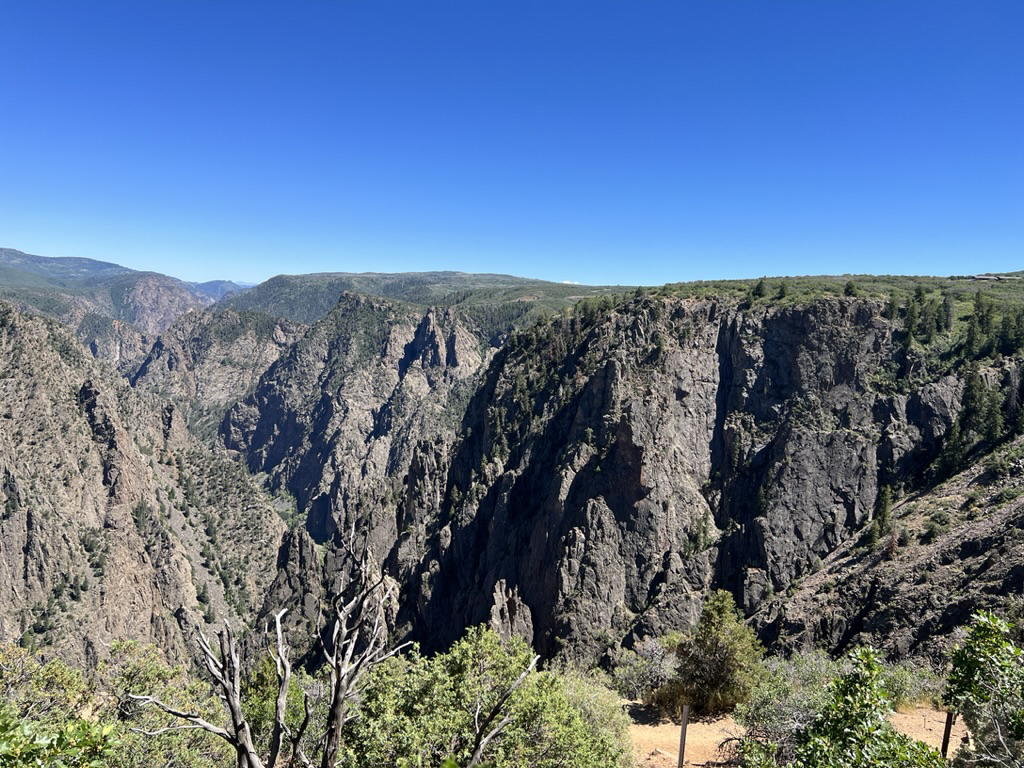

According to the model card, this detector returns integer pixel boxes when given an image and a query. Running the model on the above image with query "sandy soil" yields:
[630,705,968,767]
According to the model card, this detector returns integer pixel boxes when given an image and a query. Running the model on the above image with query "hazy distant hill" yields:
[190,279,247,300]
[0,247,134,280]
[217,271,630,326]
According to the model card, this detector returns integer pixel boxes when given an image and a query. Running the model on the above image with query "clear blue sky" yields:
[1,2,1021,285]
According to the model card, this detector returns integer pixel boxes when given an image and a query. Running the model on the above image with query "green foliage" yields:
[0,644,114,767]
[879,659,944,711]
[98,640,230,768]
[661,590,764,716]
[945,612,1024,767]
[919,509,951,544]
[610,637,674,701]
[790,648,944,768]
[343,626,631,768]
[0,644,91,723]
[735,649,840,764]
[875,486,892,535]
[0,704,116,768]
[737,648,946,768]
[240,654,327,765]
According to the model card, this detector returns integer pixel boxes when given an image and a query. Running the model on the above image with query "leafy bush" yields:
[658,590,764,716]
[98,640,230,768]
[343,626,632,768]
[734,649,840,763]
[945,611,1024,767]
[610,637,674,701]
[241,654,328,765]
[0,704,116,768]
[880,658,944,710]
[791,648,945,768]
[737,648,946,768]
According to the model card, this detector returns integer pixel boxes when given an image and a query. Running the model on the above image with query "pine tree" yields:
[938,421,966,477]
[965,314,982,358]
[904,301,919,344]
[983,387,1005,444]
[961,365,986,437]
[942,293,955,331]
[875,485,892,534]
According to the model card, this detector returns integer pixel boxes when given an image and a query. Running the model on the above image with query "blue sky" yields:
[1,2,1021,286]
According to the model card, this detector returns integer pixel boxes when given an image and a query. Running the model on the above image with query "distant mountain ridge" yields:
[217,270,629,325]
[0,248,250,367]
[0,247,134,280]
[0,247,246,300]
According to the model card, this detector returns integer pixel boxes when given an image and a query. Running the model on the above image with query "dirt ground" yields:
[630,705,969,767]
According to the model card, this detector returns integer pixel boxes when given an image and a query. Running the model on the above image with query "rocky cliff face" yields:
[757,433,1024,660]
[131,308,304,437]
[0,302,285,667]
[223,292,985,662]
[402,296,960,660]
[221,294,489,624]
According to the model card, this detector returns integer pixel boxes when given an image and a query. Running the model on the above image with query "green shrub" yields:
[0,704,117,767]
[880,659,944,710]
[610,637,674,701]
[343,626,632,768]
[734,649,840,764]
[660,590,764,716]
[791,648,944,768]
[945,612,1024,767]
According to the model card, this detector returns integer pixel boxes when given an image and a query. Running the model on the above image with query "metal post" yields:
[941,710,955,758]
[677,704,690,768]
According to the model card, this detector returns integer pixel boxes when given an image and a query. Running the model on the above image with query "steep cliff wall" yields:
[131,308,304,437]
[225,291,987,661]
[0,302,285,667]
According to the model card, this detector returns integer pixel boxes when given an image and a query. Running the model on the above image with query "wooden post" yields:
[941,710,955,758]
[677,704,690,768]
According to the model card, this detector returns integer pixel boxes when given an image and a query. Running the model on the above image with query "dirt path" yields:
[631,714,740,767]
[630,706,968,767]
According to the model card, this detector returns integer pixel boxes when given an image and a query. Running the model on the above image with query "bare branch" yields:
[267,608,290,768]
[128,694,232,743]
[465,654,540,768]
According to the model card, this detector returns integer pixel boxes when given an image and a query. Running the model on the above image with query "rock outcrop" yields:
[222,292,990,662]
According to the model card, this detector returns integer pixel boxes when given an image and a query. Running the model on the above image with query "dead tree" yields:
[132,559,406,768]
[318,575,407,768]
[130,617,268,768]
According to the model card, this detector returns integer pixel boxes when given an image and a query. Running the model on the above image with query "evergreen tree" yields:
[999,313,1016,355]
[984,387,1005,444]
[937,421,966,477]
[961,365,986,437]
[884,293,900,321]
[965,313,982,358]
[920,300,937,343]
[903,301,919,345]
[875,485,892,534]
[942,293,955,331]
